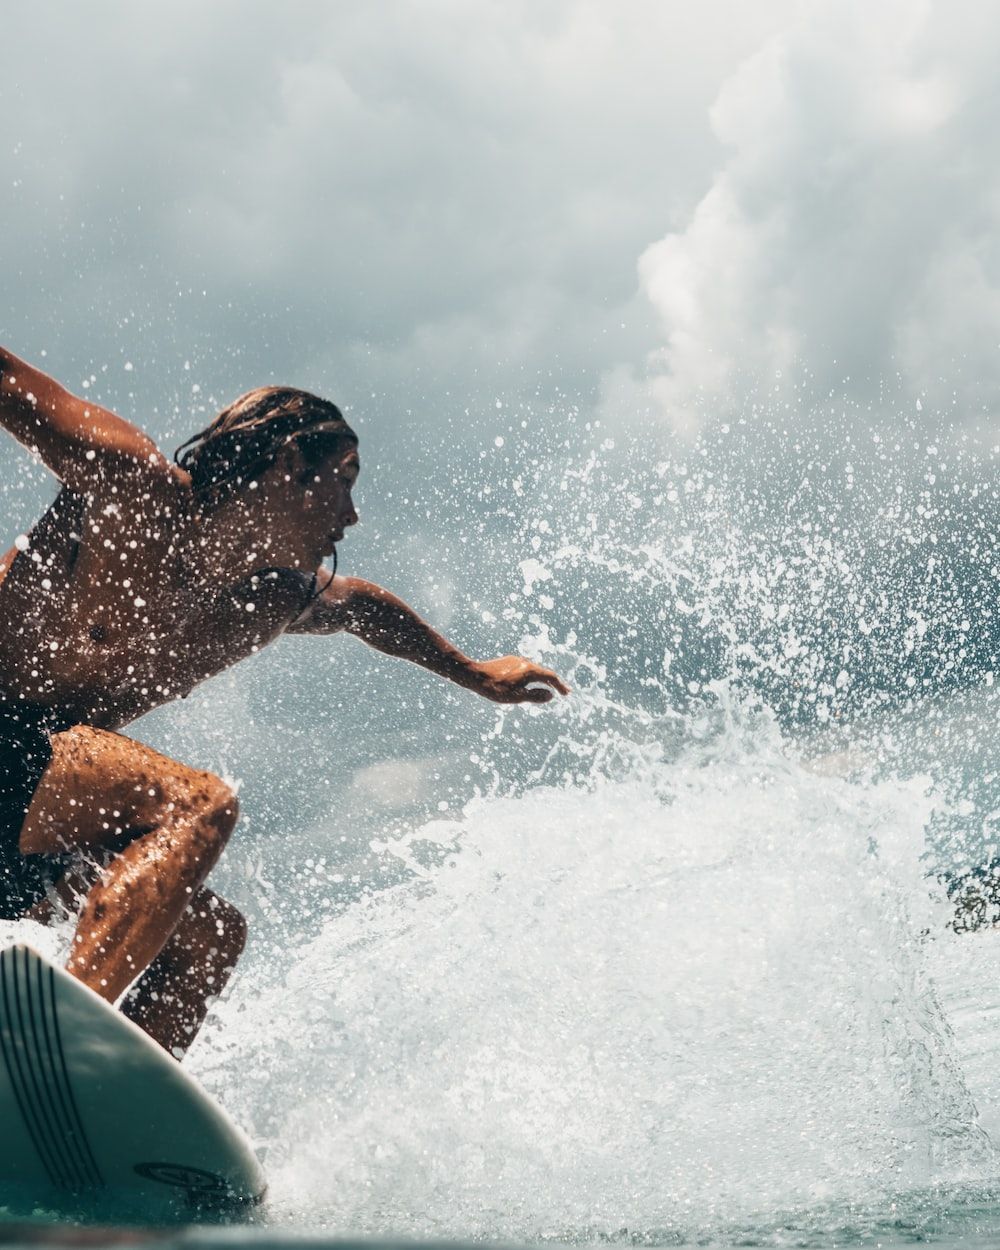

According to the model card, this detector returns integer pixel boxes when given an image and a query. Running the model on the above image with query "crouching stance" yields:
[0,347,568,1056]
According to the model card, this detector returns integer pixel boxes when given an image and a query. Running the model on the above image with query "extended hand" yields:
[471,655,571,704]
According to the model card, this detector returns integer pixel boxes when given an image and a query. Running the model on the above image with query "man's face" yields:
[255,442,360,566]
[304,445,360,556]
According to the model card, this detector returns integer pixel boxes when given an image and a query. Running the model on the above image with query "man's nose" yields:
[343,505,359,526]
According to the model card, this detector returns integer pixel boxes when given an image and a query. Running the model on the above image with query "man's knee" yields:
[200,777,239,842]
[176,775,239,855]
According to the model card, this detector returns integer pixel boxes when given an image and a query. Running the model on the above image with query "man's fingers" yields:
[521,686,554,703]
[483,661,570,703]
[493,684,557,704]
[535,667,570,695]
[514,668,571,696]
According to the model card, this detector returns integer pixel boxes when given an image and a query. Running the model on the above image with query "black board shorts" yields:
[0,706,65,919]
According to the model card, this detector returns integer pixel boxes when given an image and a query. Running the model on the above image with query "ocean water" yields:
[190,684,1000,1246]
[4,423,1000,1247]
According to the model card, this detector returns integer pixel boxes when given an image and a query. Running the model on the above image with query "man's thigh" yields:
[20,724,224,856]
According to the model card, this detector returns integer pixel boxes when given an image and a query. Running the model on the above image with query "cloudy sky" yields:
[637,0,1000,438]
[1,0,800,450]
[5,0,996,457]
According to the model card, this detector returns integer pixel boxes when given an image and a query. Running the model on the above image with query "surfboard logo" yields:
[133,1161,230,1194]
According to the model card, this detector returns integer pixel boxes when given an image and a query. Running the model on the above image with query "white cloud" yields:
[637,0,1000,437]
[0,0,797,446]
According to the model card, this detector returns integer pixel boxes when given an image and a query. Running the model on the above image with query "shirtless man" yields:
[0,346,569,1058]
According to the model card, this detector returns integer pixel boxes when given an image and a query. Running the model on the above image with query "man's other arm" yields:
[0,346,165,490]
[287,575,569,704]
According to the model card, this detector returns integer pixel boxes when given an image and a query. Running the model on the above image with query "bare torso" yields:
[0,469,311,731]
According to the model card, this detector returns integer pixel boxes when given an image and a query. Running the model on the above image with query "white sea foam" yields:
[0,916,67,965]
[187,687,996,1241]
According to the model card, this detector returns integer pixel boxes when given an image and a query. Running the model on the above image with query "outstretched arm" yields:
[288,575,570,704]
[0,346,164,490]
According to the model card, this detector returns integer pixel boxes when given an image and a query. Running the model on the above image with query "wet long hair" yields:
[175,386,358,506]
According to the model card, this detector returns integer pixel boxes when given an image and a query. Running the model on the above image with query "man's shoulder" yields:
[70,449,188,510]
[243,565,318,612]
[284,569,351,634]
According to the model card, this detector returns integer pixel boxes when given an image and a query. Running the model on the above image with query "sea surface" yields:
[4,423,1000,1247]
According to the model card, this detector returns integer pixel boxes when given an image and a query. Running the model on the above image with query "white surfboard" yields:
[0,943,266,1220]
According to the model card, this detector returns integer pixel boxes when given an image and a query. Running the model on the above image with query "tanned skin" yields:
[0,346,569,1057]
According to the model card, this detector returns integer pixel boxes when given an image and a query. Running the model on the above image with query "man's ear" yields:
[276,442,308,484]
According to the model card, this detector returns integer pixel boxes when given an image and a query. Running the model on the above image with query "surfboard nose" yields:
[0,943,265,1220]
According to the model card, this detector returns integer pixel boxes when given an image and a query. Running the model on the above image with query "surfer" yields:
[0,346,569,1057]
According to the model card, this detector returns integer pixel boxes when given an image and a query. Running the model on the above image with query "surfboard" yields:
[0,943,266,1220]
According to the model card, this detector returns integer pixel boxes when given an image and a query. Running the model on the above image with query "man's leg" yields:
[19,724,243,1041]
[121,888,247,1056]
